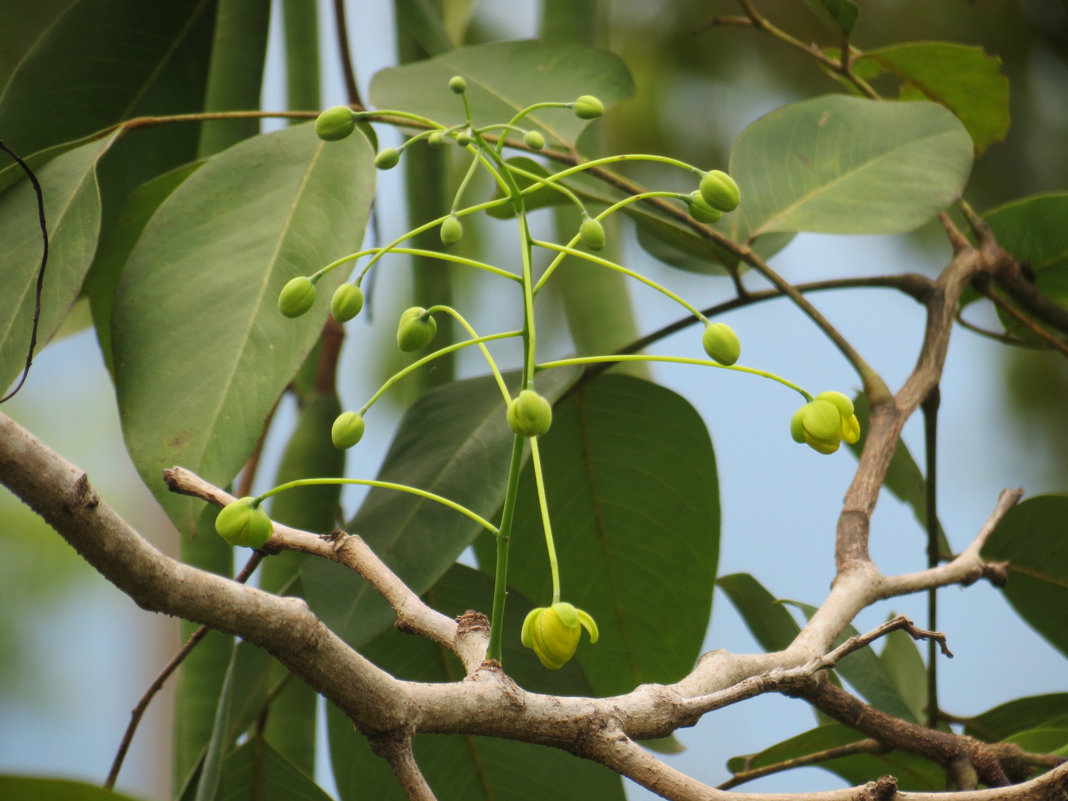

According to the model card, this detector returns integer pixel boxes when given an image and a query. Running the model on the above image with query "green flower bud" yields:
[688,191,723,224]
[427,131,445,148]
[374,147,401,170]
[456,131,473,146]
[331,411,365,449]
[315,106,356,141]
[579,217,606,251]
[440,215,463,246]
[215,497,273,548]
[803,399,842,442]
[507,389,553,437]
[702,322,741,366]
[699,169,740,213]
[396,307,437,351]
[523,130,545,150]
[816,390,854,418]
[790,394,862,454]
[572,95,604,120]
[449,75,467,94]
[278,276,316,318]
[521,602,599,670]
[331,283,364,322]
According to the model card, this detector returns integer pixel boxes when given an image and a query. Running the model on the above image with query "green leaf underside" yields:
[879,628,929,724]
[716,572,800,652]
[965,694,1068,741]
[727,723,943,791]
[0,776,149,801]
[217,739,334,801]
[113,123,374,533]
[982,495,1068,659]
[851,42,1010,155]
[803,0,859,35]
[848,393,952,559]
[369,40,634,148]
[327,565,625,801]
[728,95,973,240]
[500,375,719,696]
[0,131,118,392]
[301,368,579,649]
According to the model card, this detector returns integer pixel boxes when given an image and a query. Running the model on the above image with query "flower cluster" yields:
[521,602,599,669]
[790,391,861,454]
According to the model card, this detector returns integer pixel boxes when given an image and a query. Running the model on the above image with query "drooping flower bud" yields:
[315,106,356,141]
[523,130,545,150]
[331,283,364,322]
[688,191,723,224]
[699,169,740,213]
[278,276,316,318]
[440,215,463,246]
[331,411,365,449]
[507,389,553,437]
[790,392,862,454]
[578,217,606,251]
[215,497,273,548]
[374,147,401,170]
[702,322,741,366]
[521,601,599,669]
[396,307,437,352]
[572,95,604,120]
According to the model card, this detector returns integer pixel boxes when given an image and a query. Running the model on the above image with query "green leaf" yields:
[112,123,374,532]
[501,375,719,696]
[301,368,579,649]
[965,694,1068,741]
[727,723,943,791]
[716,572,800,652]
[0,776,149,801]
[0,131,118,393]
[217,738,334,801]
[879,627,929,724]
[327,565,625,801]
[0,0,214,157]
[1004,728,1068,758]
[847,393,952,559]
[981,495,1068,659]
[852,43,1009,155]
[727,95,973,240]
[396,0,456,56]
[803,0,859,35]
[369,40,634,148]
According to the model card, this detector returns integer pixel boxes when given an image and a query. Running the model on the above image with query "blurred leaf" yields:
[369,40,634,148]
[500,375,719,696]
[396,0,456,56]
[848,393,952,559]
[112,123,374,533]
[965,694,1068,741]
[981,495,1068,659]
[0,0,213,157]
[727,723,943,791]
[217,738,334,801]
[850,43,1009,155]
[728,95,973,240]
[0,131,118,393]
[879,627,929,724]
[0,776,149,801]
[328,565,624,801]
[1004,729,1068,757]
[716,572,800,652]
[803,0,859,35]
[302,369,579,649]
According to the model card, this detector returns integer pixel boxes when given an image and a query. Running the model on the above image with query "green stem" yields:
[529,438,560,603]
[538,354,813,400]
[259,478,498,535]
[315,247,519,283]
[487,435,526,662]
[427,307,514,403]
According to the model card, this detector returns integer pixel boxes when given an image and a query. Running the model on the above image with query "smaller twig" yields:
[955,309,1044,348]
[105,551,263,789]
[718,738,886,790]
[691,15,753,34]
[922,386,942,728]
[332,0,362,107]
[822,616,952,669]
[368,736,438,801]
[978,283,1068,359]
[939,211,971,255]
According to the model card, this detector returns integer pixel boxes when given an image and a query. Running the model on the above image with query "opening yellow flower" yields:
[521,602,599,669]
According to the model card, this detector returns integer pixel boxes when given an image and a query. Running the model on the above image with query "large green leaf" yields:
[217,739,334,801]
[965,694,1068,742]
[716,572,800,652]
[369,40,634,148]
[726,723,943,791]
[847,393,951,560]
[851,43,1009,155]
[498,375,719,696]
[113,123,375,532]
[0,0,214,157]
[727,95,973,241]
[981,495,1068,659]
[328,565,624,801]
[0,131,118,393]
[0,776,148,801]
[803,0,859,35]
[879,627,929,725]
[302,368,578,649]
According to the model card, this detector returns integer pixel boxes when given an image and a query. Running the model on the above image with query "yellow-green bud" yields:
[523,130,545,150]
[507,389,553,437]
[688,191,723,224]
[449,75,467,94]
[375,147,401,170]
[278,276,316,318]
[572,95,604,120]
[456,131,473,146]
[427,131,445,148]
[215,497,273,548]
[790,394,862,454]
[440,215,463,246]
[521,602,599,670]
[579,217,606,251]
[331,411,365,449]
[315,106,356,141]
[702,322,741,366]
[699,170,740,213]
[396,307,437,351]
[331,283,364,322]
